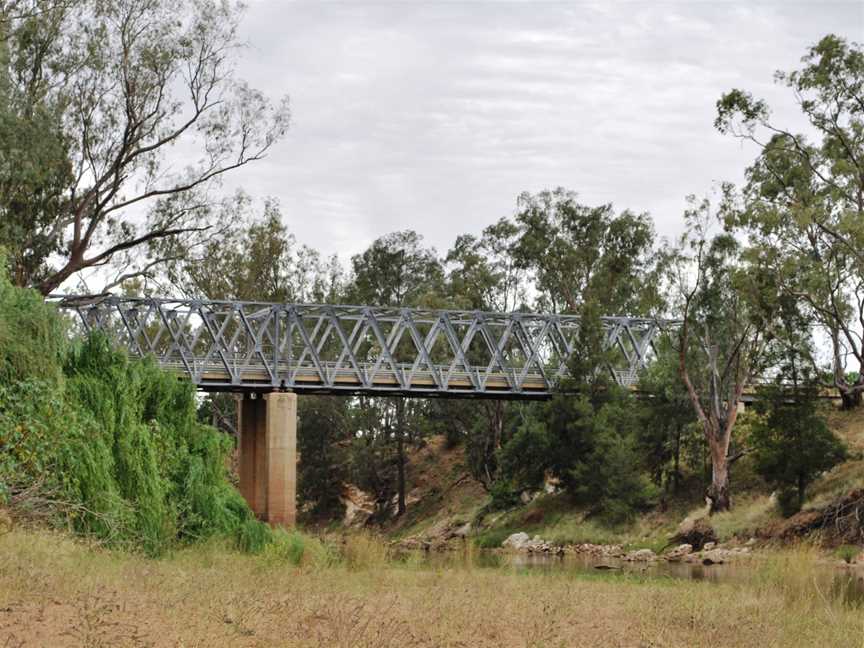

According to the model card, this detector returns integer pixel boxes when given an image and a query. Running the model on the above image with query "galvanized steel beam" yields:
[48,295,668,398]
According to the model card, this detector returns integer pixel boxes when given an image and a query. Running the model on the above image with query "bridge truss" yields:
[49,295,665,398]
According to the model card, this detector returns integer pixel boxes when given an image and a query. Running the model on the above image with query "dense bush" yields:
[0,260,271,554]
[298,395,348,520]
[493,312,657,524]
[751,384,847,516]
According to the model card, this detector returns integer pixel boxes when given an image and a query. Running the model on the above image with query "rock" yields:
[397,537,430,551]
[664,543,693,562]
[625,549,657,562]
[519,490,540,505]
[702,542,716,551]
[701,550,725,565]
[672,516,718,550]
[502,532,531,550]
[425,518,455,540]
[451,522,471,538]
[567,542,625,558]
[502,532,561,553]
[543,474,561,495]
[745,537,757,547]
[701,548,745,565]
[341,484,376,527]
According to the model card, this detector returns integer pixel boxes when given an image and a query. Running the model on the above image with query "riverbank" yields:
[1,527,862,647]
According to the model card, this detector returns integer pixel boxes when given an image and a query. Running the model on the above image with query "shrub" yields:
[751,384,847,516]
[835,545,858,564]
[473,526,515,549]
[0,262,268,555]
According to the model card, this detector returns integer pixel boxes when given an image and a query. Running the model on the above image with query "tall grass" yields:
[340,530,389,569]
[2,526,863,648]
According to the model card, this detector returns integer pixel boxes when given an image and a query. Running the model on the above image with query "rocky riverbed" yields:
[499,531,754,565]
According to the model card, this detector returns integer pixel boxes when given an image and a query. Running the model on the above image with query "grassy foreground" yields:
[0,528,862,648]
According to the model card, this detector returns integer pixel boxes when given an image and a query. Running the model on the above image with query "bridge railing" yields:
[48,295,665,397]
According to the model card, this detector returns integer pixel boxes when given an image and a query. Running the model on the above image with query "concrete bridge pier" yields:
[237,392,297,527]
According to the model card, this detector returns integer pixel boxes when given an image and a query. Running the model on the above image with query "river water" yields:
[402,549,864,607]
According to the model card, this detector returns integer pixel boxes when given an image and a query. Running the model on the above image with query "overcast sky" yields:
[223,1,863,261]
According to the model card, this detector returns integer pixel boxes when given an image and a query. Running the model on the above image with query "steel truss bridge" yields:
[49,295,666,399]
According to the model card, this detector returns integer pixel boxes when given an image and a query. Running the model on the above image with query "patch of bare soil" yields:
[384,435,487,538]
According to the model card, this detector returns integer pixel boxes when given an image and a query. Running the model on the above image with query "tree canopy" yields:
[0,0,289,294]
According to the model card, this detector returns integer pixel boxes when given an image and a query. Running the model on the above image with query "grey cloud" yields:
[224,0,863,259]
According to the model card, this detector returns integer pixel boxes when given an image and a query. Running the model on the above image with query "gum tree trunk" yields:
[840,387,862,410]
[707,438,731,513]
[395,400,406,516]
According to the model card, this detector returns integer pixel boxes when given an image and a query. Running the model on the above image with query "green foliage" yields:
[298,395,348,520]
[0,250,65,384]
[235,517,275,554]
[835,545,858,564]
[511,187,661,315]
[486,479,521,511]
[548,392,656,525]
[347,230,444,308]
[1,0,290,294]
[751,385,847,516]
[716,34,864,408]
[0,265,271,554]
[176,201,343,304]
[568,415,658,525]
[473,526,517,549]
[0,10,74,287]
[496,417,553,494]
[494,313,656,524]
[636,338,700,494]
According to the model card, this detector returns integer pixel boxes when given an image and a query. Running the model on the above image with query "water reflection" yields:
[397,548,864,607]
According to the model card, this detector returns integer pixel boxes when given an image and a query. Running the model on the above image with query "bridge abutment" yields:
[237,392,297,527]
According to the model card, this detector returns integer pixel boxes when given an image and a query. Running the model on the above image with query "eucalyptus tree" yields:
[669,196,774,513]
[635,338,699,496]
[346,231,444,516]
[476,189,664,516]
[172,197,342,304]
[347,230,444,308]
[0,0,289,294]
[511,188,662,316]
[446,217,527,313]
[716,34,864,408]
[442,218,528,490]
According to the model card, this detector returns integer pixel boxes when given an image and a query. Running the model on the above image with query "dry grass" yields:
[1,528,862,648]
[806,408,864,508]
[708,494,777,542]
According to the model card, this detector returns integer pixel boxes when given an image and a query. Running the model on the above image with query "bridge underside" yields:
[49,295,663,399]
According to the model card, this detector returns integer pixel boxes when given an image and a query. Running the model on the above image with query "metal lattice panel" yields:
[48,295,664,398]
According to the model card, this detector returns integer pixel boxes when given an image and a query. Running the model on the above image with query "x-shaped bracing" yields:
[48,295,668,398]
